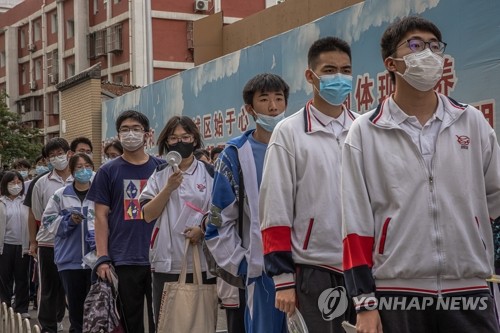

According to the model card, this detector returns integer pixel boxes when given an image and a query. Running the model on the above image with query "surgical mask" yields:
[19,170,28,179]
[47,163,54,172]
[36,165,50,174]
[313,72,352,106]
[393,48,444,91]
[120,131,145,152]
[74,168,93,183]
[168,142,194,159]
[8,184,22,196]
[255,112,286,132]
[49,155,69,171]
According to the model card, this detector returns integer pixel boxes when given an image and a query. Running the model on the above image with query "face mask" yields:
[49,155,69,171]
[313,72,352,106]
[74,168,93,183]
[19,170,28,179]
[120,131,145,152]
[168,142,194,159]
[36,165,50,174]
[393,48,444,91]
[8,184,22,196]
[255,111,286,132]
[47,163,54,172]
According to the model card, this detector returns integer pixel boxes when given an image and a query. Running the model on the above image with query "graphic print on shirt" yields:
[123,179,148,220]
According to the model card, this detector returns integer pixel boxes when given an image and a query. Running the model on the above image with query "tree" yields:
[0,91,43,167]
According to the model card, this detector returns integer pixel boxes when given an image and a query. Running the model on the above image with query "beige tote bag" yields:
[157,239,218,333]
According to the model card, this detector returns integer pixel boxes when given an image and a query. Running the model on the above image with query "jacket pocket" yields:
[302,218,315,250]
[378,218,392,255]
[475,216,487,250]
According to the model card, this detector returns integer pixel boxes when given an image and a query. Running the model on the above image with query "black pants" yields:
[115,265,155,333]
[152,271,216,327]
[296,265,356,333]
[0,243,30,313]
[38,246,66,333]
[59,269,91,333]
[378,293,500,333]
[225,287,246,333]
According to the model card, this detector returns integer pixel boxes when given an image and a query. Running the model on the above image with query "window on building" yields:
[93,0,98,15]
[47,49,59,84]
[114,74,123,84]
[20,29,26,48]
[114,0,121,4]
[21,65,26,85]
[34,21,41,41]
[107,23,122,53]
[52,93,60,115]
[51,13,58,33]
[67,20,75,39]
[0,52,5,68]
[35,59,42,80]
[67,63,75,77]
[88,29,107,59]
[34,96,43,111]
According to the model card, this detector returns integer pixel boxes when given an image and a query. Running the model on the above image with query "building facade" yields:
[0,0,275,139]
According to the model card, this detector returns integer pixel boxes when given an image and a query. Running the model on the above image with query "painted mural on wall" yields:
[102,0,500,155]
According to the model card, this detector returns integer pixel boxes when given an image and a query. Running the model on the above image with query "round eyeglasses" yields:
[397,38,447,55]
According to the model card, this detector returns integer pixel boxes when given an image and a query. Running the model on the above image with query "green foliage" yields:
[0,91,43,166]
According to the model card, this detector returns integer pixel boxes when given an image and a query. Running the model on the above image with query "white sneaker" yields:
[57,322,63,331]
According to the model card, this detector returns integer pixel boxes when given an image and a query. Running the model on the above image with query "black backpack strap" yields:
[238,165,244,240]
[201,160,215,178]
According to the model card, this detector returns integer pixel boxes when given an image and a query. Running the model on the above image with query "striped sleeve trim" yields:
[273,273,295,291]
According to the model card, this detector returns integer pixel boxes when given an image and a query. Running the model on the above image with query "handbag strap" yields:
[179,239,203,285]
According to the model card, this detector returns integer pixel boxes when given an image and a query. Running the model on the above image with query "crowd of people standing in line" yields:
[0,16,500,333]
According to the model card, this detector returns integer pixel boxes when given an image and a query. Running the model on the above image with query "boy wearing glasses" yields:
[87,110,164,333]
[342,16,500,332]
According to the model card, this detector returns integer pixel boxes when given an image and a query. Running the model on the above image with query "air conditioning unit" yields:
[20,104,26,114]
[29,81,37,91]
[48,74,58,85]
[194,0,208,12]
[28,43,36,52]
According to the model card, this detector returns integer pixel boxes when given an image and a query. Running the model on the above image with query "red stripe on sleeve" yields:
[343,233,374,270]
[262,226,291,254]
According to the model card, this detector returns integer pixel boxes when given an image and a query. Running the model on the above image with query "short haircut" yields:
[242,73,290,106]
[104,140,124,156]
[210,147,223,161]
[35,155,45,164]
[381,16,442,81]
[0,171,25,196]
[157,116,203,156]
[44,137,70,156]
[70,137,93,152]
[12,159,31,169]
[115,110,150,133]
[68,153,94,175]
[308,36,351,69]
[194,149,210,160]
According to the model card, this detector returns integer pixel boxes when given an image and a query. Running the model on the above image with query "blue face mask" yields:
[255,112,286,132]
[47,163,54,172]
[19,170,28,179]
[74,168,93,183]
[313,72,352,106]
[36,165,49,175]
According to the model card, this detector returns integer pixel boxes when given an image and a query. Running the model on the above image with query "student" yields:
[140,115,215,326]
[206,73,290,333]
[342,16,500,333]
[259,37,357,332]
[103,140,123,161]
[87,110,164,333]
[210,147,223,164]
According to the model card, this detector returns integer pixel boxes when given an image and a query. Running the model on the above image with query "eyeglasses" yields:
[397,38,447,55]
[118,127,144,134]
[167,134,194,145]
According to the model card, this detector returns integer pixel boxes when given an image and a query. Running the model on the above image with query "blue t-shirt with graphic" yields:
[247,133,268,188]
[87,155,164,266]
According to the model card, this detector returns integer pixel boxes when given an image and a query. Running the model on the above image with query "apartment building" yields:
[0,0,275,139]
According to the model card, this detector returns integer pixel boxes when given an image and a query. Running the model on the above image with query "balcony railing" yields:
[21,111,42,122]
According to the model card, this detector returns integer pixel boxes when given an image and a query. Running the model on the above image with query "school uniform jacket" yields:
[260,102,358,290]
[342,94,500,311]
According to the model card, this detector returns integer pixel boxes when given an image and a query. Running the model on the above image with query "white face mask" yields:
[255,111,286,132]
[119,131,145,152]
[8,184,22,196]
[393,48,444,91]
[49,155,69,171]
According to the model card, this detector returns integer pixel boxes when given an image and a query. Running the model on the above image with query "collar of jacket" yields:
[302,99,357,134]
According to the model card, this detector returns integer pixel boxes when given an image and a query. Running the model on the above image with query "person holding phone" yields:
[42,153,96,333]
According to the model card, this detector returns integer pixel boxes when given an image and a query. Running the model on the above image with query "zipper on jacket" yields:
[303,218,314,250]
[378,218,392,254]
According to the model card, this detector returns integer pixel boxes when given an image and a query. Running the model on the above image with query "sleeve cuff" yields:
[273,273,295,291]
[354,292,378,312]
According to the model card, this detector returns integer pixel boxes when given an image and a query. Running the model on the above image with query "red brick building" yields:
[0,0,274,139]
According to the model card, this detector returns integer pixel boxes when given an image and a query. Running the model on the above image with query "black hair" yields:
[308,36,351,69]
[115,110,150,133]
[12,159,31,169]
[157,116,202,156]
[210,147,223,161]
[44,138,70,157]
[35,155,44,164]
[194,149,210,160]
[70,137,93,152]
[381,16,442,82]
[68,153,94,175]
[0,171,25,196]
[104,140,124,157]
[242,73,290,106]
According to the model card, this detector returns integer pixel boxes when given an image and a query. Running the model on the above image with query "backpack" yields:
[202,159,246,289]
[83,275,125,333]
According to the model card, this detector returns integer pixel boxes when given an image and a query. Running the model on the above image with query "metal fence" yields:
[0,303,40,333]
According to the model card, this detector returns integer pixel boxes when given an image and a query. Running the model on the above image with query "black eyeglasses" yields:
[397,38,447,55]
